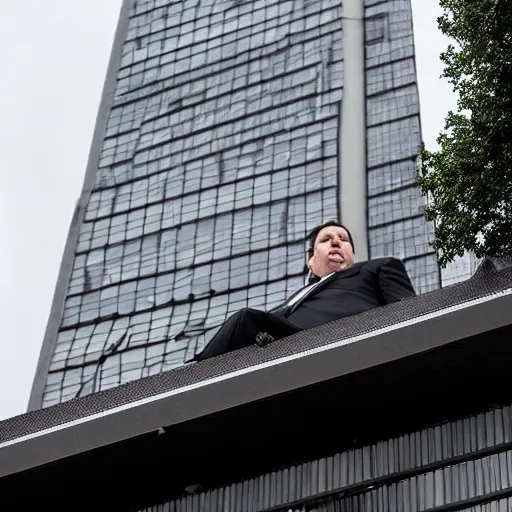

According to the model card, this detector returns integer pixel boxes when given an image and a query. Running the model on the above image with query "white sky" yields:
[0,1,457,420]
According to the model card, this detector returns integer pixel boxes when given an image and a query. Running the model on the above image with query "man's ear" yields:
[308,254,315,271]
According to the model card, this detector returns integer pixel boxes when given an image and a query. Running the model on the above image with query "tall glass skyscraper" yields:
[29,0,441,410]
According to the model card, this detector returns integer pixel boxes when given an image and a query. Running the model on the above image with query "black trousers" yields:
[194,308,303,361]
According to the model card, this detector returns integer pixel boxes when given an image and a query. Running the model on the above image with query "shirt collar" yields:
[305,271,335,286]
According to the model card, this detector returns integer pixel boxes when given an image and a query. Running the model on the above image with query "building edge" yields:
[27,0,135,411]
[339,0,369,261]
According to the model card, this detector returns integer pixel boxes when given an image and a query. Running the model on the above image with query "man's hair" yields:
[306,220,355,258]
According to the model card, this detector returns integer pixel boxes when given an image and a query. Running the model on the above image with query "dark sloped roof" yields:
[1,258,511,446]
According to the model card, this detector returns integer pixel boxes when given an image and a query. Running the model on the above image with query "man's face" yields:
[309,226,355,278]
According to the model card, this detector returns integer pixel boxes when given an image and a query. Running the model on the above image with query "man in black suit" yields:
[194,221,416,361]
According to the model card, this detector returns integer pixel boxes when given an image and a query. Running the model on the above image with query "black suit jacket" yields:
[273,257,416,330]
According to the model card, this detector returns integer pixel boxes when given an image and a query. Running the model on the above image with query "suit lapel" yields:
[289,264,363,314]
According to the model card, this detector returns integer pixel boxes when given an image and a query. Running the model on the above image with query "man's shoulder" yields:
[358,256,406,271]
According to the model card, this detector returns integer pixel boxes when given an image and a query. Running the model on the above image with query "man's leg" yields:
[194,308,302,361]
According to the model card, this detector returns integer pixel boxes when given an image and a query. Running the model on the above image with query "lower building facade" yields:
[144,404,512,512]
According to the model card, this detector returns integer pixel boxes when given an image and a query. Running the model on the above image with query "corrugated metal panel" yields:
[144,404,512,512]
[459,498,512,512]
[338,450,512,511]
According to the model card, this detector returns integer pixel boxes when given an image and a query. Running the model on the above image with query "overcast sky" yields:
[0,1,457,420]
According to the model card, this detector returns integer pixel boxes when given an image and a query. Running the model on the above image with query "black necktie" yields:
[307,274,321,285]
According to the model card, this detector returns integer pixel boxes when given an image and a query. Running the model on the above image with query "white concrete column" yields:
[339,0,369,261]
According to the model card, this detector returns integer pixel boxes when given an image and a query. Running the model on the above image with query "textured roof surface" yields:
[2,258,511,445]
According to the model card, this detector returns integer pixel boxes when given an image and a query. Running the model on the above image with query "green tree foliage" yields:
[418,0,512,267]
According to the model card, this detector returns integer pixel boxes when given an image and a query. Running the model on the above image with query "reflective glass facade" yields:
[442,253,480,287]
[35,0,440,408]
[364,0,439,292]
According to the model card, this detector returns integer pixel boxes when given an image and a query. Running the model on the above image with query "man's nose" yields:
[331,239,341,247]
